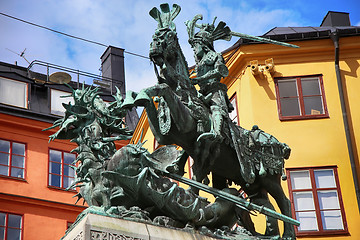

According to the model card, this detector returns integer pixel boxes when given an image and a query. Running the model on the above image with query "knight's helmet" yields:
[186,15,232,51]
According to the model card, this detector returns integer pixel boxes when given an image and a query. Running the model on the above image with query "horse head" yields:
[148,3,191,91]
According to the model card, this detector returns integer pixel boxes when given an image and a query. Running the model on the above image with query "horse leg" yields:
[128,88,168,144]
[144,84,196,132]
[262,176,296,239]
[251,190,280,237]
[190,160,211,195]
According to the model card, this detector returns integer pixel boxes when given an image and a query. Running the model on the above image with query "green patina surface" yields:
[48,3,299,240]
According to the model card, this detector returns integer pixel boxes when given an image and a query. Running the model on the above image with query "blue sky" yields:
[1,0,359,92]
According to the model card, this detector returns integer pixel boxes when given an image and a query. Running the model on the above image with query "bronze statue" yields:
[46,3,300,239]
[122,3,297,239]
[187,15,233,144]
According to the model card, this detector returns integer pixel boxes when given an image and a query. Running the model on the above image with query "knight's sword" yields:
[165,171,300,226]
[230,31,299,48]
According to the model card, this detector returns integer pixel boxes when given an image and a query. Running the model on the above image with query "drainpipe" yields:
[330,30,360,212]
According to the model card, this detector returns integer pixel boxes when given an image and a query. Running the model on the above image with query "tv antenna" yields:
[6,48,31,64]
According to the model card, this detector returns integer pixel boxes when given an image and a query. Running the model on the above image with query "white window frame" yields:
[50,89,74,116]
[0,77,28,109]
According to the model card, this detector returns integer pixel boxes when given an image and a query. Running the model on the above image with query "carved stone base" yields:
[62,212,223,240]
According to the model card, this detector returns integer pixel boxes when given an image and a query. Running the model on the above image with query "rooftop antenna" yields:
[6,48,31,64]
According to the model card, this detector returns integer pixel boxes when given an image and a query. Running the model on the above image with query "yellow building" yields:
[133,11,360,239]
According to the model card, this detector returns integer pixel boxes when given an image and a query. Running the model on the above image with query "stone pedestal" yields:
[62,213,220,240]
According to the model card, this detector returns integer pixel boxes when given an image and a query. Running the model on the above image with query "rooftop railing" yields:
[27,60,114,94]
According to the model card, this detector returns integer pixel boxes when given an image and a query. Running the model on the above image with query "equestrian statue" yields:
[46,3,300,240]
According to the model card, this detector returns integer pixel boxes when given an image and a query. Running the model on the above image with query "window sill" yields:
[0,174,27,182]
[296,229,349,237]
[47,185,77,193]
[279,114,329,121]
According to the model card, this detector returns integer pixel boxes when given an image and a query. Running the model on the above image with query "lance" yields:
[165,171,300,226]
[230,31,299,48]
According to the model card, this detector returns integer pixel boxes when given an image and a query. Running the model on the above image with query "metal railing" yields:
[27,60,114,94]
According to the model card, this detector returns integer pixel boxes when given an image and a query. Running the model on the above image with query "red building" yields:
[0,47,137,240]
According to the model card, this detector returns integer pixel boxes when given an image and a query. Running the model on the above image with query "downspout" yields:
[330,30,360,212]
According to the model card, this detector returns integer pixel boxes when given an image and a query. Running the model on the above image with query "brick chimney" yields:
[100,46,139,130]
[100,46,125,95]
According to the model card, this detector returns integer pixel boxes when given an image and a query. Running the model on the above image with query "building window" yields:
[50,89,74,116]
[0,77,28,108]
[0,139,25,179]
[275,75,328,120]
[286,167,347,236]
[188,157,194,179]
[0,212,23,240]
[48,149,76,189]
[229,93,239,125]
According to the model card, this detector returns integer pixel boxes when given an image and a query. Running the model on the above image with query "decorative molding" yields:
[74,231,83,240]
[90,230,143,240]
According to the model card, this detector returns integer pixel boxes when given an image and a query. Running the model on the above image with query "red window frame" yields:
[153,139,164,151]
[0,211,23,240]
[0,138,26,180]
[286,166,348,236]
[229,93,239,125]
[48,149,76,190]
[187,157,194,180]
[275,75,329,120]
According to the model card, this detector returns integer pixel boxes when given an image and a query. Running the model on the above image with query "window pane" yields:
[8,214,21,228]
[0,153,9,166]
[11,156,24,168]
[12,143,25,156]
[290,171,311,189]
[280,98,300,116]
[49,150,61,163]
[0,77,27,108]
[296,211,318,231]
[0,226,4,239]
[301,78,321,96]
[318,190,340,210]
[10,168,24,179]
[51,89,74,116]
[304,96,324,115]
[0,166,9,176]
[229,110,238,124]
[314,169,336,188]
[293,191,315,211]
[321,210,344,230]
[278,79,298,97]
[0,213,5,226]
[63,177,74,189]
[7,228,21,240]
[229,97,238,124]
[0,140,10,153]
[49,174,61,187]
[64,153,75,165]
[49,162,61,175]
[63,165,75,177]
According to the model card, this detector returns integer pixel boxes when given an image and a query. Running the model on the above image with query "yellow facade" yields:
[132,32,360,238]
[223,35,360,238]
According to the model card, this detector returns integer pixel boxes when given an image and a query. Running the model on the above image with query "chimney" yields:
[100,46,126,95]
[321,11,351,27]
[100,46,139,131]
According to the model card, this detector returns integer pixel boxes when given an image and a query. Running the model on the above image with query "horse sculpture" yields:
[122,3,296,239]
[45,85,260,239]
